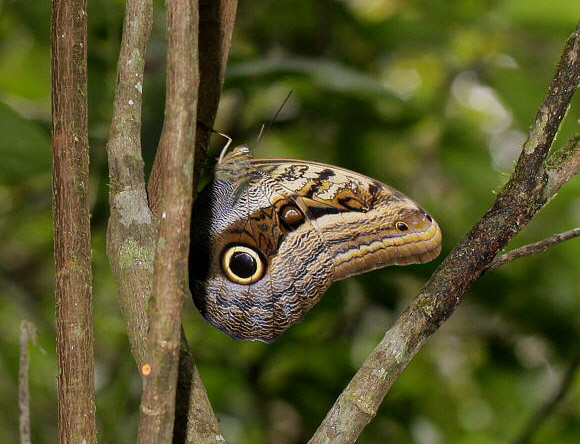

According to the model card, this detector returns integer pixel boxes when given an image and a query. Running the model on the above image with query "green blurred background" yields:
[1,0,580,442]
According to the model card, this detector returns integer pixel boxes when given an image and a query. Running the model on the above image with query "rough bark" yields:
[144,1,238,441]
[173,2,238,441]
[136,0,199,441]
[106,0,156,368]
[106,0,226,441]
[195,0,239,171]
[308,20,580,444]
[51,0,97,441]
[488,227,580,270]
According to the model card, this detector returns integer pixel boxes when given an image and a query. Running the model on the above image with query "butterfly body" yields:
[190,146,442,342]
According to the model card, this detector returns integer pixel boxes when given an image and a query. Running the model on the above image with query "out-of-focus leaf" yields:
[227,57,404,100]
[0,103,50,184]
[0,31,50,101]
[498,0,580,29]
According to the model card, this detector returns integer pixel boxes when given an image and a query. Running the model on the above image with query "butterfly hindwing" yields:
[189,146,442,342]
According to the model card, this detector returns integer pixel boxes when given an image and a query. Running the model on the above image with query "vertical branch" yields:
[137,0,203,442]
[106,0,155,367]
[106,0,223,440]
[148,0,238,209]
[172,2,238,441]
[51,0,97,441]
[195,0,238,170]
[19,322,33,444]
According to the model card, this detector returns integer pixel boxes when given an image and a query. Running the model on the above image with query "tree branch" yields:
[309,20,580,444]
[136,0,209,442]
[149,2,238,441]
[487,228,580,271]
[106,0,225,440]
[51,0,97,440]
[544,132,580,199]
[19,321,37,444]
[512,351,580,444]
[148,0,238,204]
[195,0,238,173]
[173,2,238,441]
[106,0,155,367]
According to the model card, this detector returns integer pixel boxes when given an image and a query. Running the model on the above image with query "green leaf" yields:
[0,102,50,184]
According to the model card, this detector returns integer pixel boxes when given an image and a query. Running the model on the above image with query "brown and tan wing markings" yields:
[208,175,335,341]
[252,158,441,279]
[255,160,367,275]
[190,148,442,342]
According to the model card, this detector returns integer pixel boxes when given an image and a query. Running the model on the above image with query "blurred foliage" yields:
[1,0,580,443]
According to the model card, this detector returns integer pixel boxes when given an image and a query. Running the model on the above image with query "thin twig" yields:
[19,321,45,444]
[487,228,580,271]
[19,322,33,444]
[512,351,580,444]
[309,20,580,444]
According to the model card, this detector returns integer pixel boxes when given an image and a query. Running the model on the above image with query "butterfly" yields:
[189,144,442,342]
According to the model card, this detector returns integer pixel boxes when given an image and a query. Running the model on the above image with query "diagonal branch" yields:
[511,350,580,444]
[309,20,580,444]
[487,227,580,271]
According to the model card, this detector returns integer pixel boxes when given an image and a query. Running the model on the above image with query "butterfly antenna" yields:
[217,132,233,163]
[256,123,267,143]
[194,120,233,163]
[257,91,293,143]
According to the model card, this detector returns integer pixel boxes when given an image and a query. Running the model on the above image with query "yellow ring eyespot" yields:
[221,245,266,285]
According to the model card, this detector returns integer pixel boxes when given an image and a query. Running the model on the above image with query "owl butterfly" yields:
[189,143,442,342]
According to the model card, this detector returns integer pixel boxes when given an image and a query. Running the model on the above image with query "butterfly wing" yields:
[189,147,442,342]
[253,158,442,277]
[189,158,334,342]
